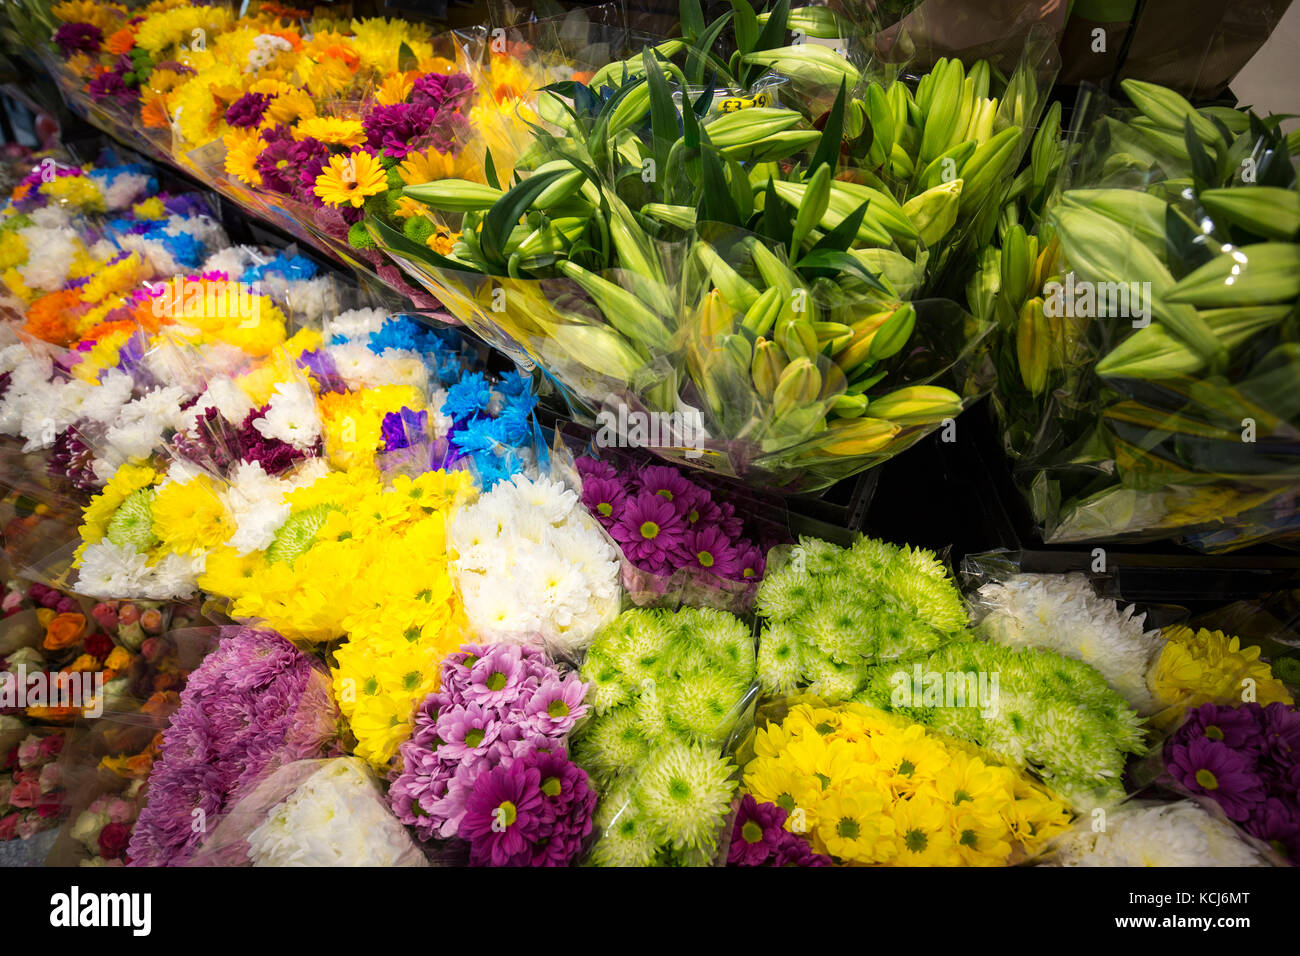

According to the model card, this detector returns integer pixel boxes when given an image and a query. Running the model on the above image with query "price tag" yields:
[717,91,772,113]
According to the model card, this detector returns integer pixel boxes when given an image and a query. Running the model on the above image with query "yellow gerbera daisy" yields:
[314,150,387,208]
[266,88,316,125]
[223,129,264,186]
[294,115,366,147]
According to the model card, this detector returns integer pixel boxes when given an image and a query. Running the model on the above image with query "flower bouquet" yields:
[572,606,758,865]
[126,625,338,866]
[0,729,68,844]
[731,697,1073,866]
[188,757,429,866]
[566,445,784,613]
[972,80,1300,551]
[1044,799,1276,866]
[447,474,620,656]
[388,642,596,866]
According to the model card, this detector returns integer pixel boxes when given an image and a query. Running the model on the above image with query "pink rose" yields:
[139,608,163,635]
[140,637,162,662]
[38,763,60,793]
[16,817,40,839]
[16,735,41,768]
[8,779,41,809]
[0,813,19,840]
[91,602,119,631]
[87,795,111,815]
[2,591,23,613]
[38,735,63,759]
[106,797,135,824]
[117,603,139,627]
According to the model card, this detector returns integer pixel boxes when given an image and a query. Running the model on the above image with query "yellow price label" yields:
[717,91,771,113]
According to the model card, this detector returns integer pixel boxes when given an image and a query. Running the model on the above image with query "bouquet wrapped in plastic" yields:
[370,9,1060,490]
[571,606,758,866]
[126,625,338,866]
[972,80,1300,551]
[730,695,1073,866]
[191,757,428,867]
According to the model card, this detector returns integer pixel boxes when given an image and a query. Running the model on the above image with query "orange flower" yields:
[11,182,30,202]
[320,44,360,70]
[43,612,86,651]
[24,288,86,345]
[105,27,135,56]
[272,30,303,51]
[140,93,170,129]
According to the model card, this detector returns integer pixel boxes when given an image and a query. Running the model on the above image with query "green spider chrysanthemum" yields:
[572,704,648,779]
[104,489,159,552]
[635,741,736,852]
[757,621,804,695]
[266,503,339,565]
[664,669,746,741]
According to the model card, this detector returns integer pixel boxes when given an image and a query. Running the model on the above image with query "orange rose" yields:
[43,612,86,651]
[69,654,99,672]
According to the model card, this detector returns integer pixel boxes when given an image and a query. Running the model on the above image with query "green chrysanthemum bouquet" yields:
[855,641,1146,809]
[754,534,969,698]
[573,607,757,866]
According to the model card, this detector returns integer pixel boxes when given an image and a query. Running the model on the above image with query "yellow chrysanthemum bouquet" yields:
[199,466,478,767]
[733,698,1073,867]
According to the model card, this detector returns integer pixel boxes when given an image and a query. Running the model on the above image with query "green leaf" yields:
[586,76,647,158]
[368,217,473,275]
[810,199,870,254]
[753,0,790,53]
[686,14,735,86]
[397,43,418,73]
[795,249,887,292]
[643,47,680,180]
[762,176,793,249]
[730,0,761,55]
[1185,118,1216,190]
[481,169,571,270]
[698,147,742,226]
[808,80,847,175]
[726,155,754,221]
[680,0,705,39]
[484,149,500,190]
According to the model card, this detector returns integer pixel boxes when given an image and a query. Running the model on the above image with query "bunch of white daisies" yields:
[449,474,621,654]
[971,572,1164,713]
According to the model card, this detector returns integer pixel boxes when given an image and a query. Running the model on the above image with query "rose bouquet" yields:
[734,698,1072,866]
[448,474,620,655]
[0,730,68,842]
[388,642,595,866]
[127,625,338,866]
[573,606,757,866]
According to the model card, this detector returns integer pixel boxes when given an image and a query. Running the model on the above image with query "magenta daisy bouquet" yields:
[388,642,596,866]
[1162,701,1300,864]
[126,626,339,866]
[576,455,783,613]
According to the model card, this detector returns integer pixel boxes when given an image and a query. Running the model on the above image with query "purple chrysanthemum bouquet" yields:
[576,455,783,612]
[388,642,596,866]
[126,626,338,866]
[1163,701,1300,864]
